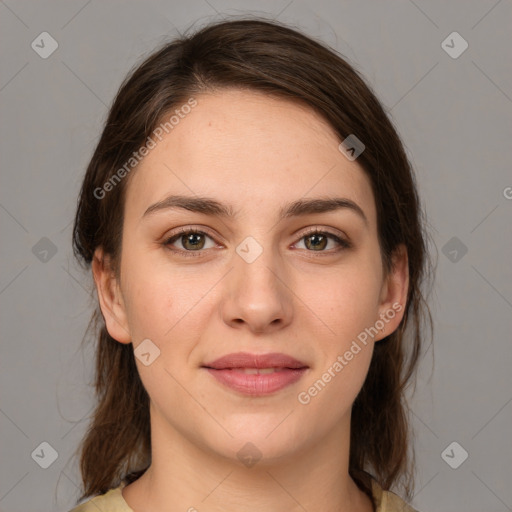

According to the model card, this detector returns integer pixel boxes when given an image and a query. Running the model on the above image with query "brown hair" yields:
[72,16,433,506]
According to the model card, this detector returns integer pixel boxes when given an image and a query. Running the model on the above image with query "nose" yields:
[221,243,294,334]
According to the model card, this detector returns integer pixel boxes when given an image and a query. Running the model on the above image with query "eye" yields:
[163,228,217,257]
[294,228,351,253]
[163,227,351,258]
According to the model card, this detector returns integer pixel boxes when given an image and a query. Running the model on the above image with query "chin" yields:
[207,423,311,465]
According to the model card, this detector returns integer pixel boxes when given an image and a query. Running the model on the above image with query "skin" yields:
[92,89,409,512]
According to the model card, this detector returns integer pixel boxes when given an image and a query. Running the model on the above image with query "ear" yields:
[375,243,409,341]
[92,247,131,344]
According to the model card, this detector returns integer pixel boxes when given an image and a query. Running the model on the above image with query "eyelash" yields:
[162,226,352,258]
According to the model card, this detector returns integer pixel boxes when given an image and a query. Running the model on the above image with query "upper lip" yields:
[202,352,308,370]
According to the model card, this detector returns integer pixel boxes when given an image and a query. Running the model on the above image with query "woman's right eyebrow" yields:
[141,194,368,227]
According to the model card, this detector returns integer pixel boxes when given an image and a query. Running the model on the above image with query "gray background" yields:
[1,1,511,511]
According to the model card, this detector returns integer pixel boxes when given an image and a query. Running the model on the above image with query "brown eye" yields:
[297,229,351,252]
[304,232,328,251]
[163,228,216,257]
[180,232,206,250]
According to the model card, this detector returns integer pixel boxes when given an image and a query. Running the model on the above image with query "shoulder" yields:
[68,484,133,512]
[371,479,419,512]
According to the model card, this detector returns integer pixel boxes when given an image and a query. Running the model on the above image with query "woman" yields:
[69,17,432,512]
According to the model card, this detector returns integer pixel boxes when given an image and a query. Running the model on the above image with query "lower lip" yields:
[204,368,308,395]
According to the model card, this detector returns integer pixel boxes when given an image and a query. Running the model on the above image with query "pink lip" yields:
[203,352,307,369]
[202,352,309,396]
[204,368,307,395]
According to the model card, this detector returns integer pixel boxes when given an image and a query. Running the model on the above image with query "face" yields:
[93,88,408,465]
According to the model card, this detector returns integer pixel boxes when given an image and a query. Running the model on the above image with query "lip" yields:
[202,352,308,370]
[201,352,309,396]
[204,367,308,395]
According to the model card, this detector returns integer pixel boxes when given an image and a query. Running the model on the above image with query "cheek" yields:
[313,262,383,339]
[298,272,379,415]
[119,248,171,339]
[120,251,215,342]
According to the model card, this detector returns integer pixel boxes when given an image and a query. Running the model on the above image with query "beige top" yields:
[69,479,418,512]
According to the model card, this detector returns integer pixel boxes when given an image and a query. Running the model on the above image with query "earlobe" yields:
[376,244,409,341]
[92,247,131,344]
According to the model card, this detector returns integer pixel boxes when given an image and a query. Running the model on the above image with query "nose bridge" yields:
[223,233,293,332]
[235,232,284,283]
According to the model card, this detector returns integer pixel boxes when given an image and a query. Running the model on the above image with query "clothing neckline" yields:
[101,478,389,512]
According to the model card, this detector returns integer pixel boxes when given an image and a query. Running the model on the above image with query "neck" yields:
[122,403,374,512]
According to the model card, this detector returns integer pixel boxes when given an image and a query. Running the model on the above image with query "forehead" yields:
[124,89,376,225]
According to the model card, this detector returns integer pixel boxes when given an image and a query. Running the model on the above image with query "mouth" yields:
[201,352,309,396]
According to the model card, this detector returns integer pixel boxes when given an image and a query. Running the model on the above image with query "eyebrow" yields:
[142,194,368,226]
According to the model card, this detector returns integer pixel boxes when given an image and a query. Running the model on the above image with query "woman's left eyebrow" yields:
[142,194,368,227]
